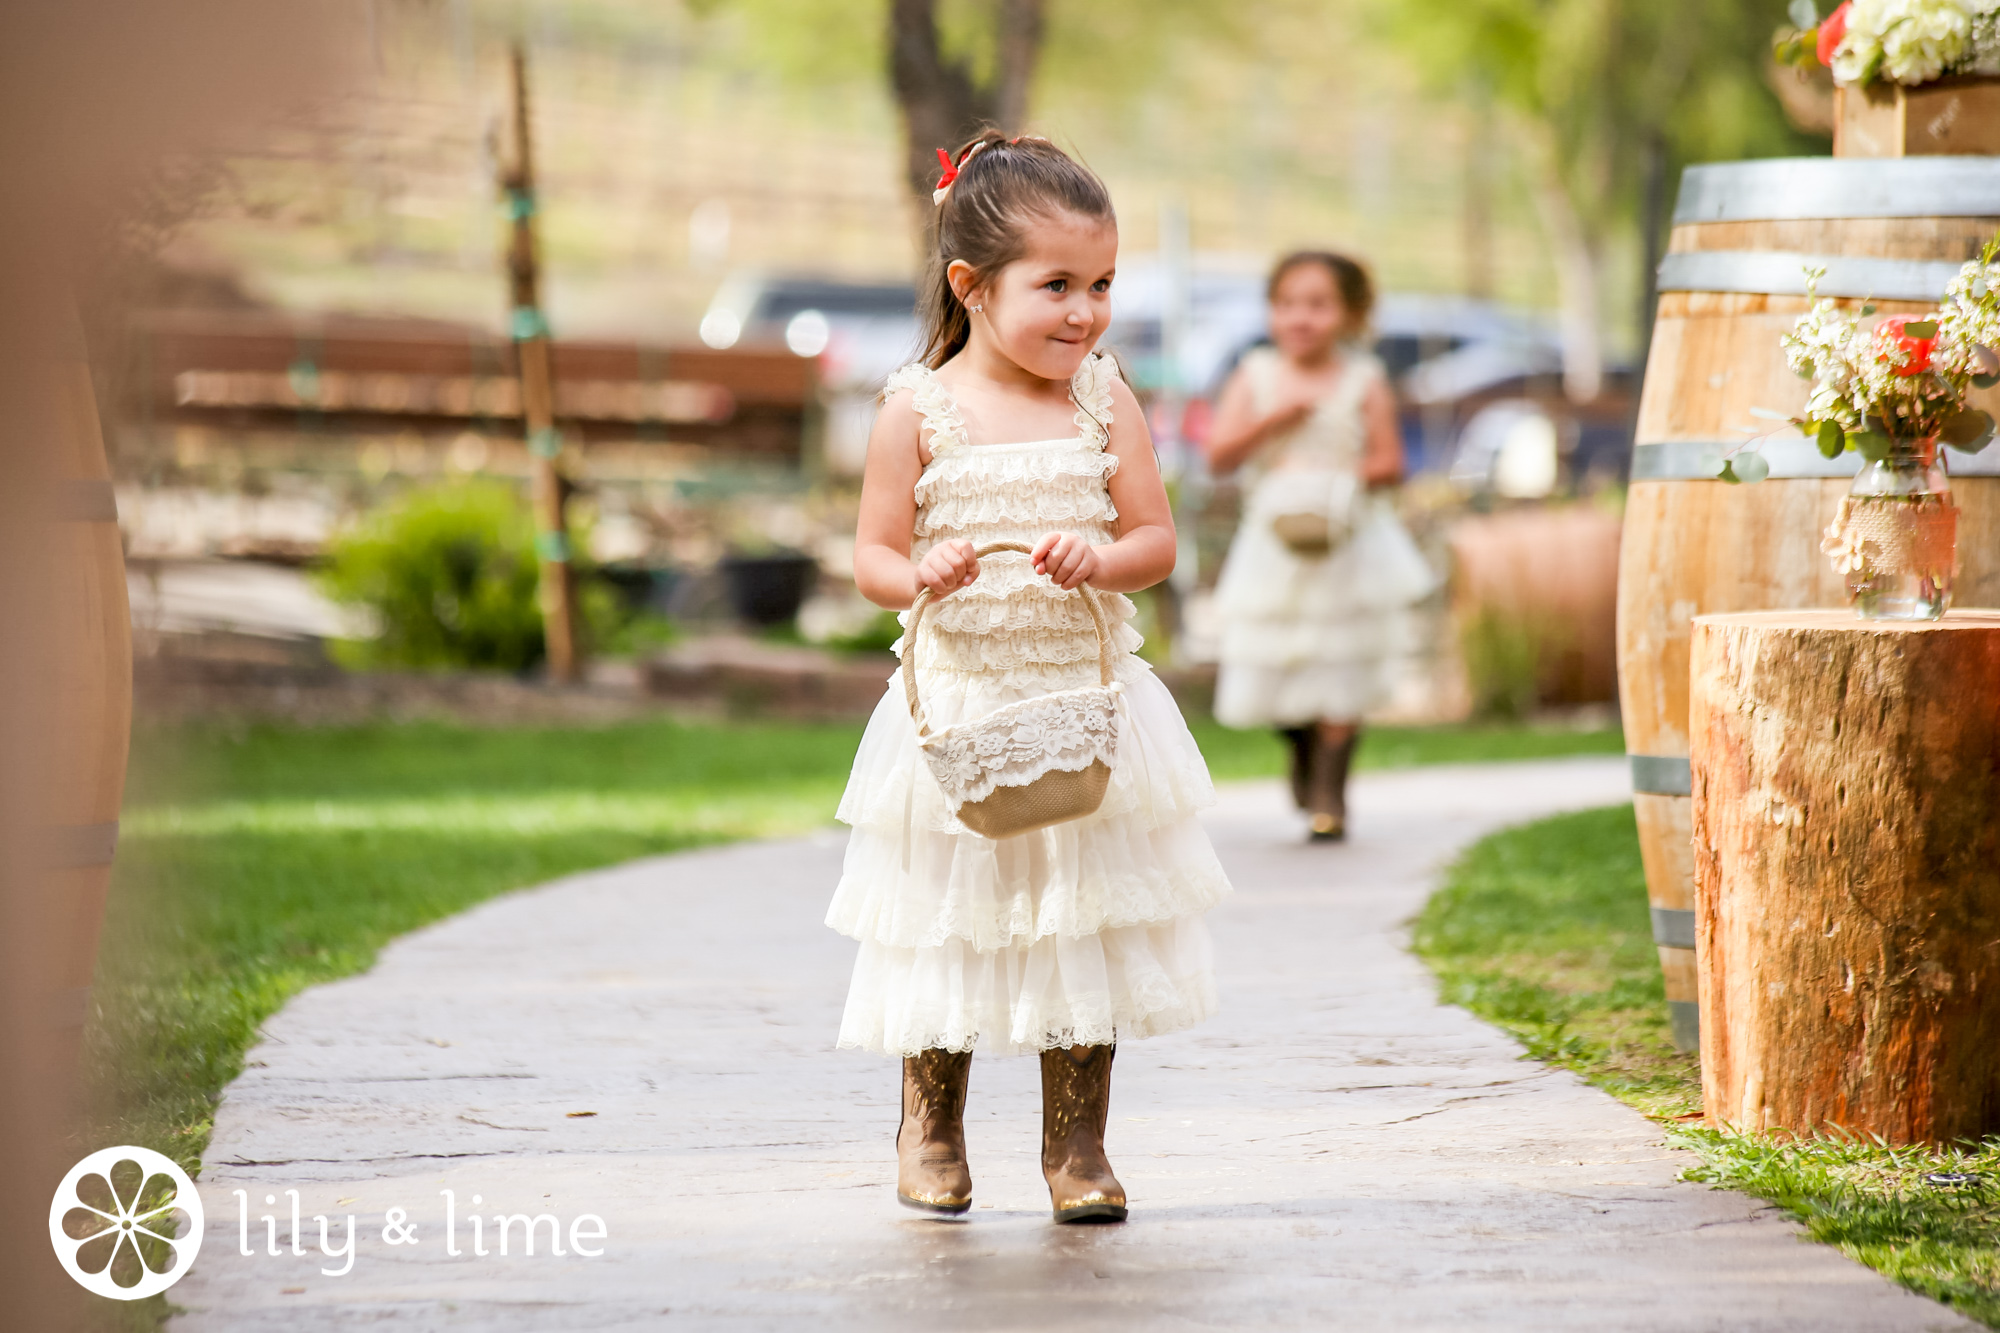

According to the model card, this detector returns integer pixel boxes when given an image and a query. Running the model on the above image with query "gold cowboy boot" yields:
[1039,1044,1127,1223]
[897,1048,973,1215]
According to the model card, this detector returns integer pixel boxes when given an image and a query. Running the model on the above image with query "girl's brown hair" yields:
[1268,250,1375,335]
[916,131,1115,369]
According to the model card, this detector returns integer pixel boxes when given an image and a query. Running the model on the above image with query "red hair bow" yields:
[935,147,960,191]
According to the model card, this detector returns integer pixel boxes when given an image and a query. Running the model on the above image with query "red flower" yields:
[1875,314,1937,377]
[1817,1,1851,66]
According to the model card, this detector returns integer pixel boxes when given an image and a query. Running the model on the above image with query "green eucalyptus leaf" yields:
[1733,451,1771,484]
[1695,450,1728,479]
[1861,304,1878,316]
[1789,0,1817,27]
[1852,429,1892,462]
[1974,372,2000,389]
[1943,406,1997,452]
[1816,420,1845,458]
[1903,320,1940,338]
[1719,459,1742,484]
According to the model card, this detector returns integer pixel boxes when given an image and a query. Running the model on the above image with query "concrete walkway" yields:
[170,760,1973,1331]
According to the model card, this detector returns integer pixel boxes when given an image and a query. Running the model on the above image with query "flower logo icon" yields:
[49,1146,204,1300]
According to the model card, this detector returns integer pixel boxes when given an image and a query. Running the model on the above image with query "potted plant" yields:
[1769,241,2000,618]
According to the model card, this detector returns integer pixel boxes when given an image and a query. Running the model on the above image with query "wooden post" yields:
[1689,609,2000,1143]
[501,41,579,683]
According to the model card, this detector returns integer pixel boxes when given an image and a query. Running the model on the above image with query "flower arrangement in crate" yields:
[1763,241,2000,618]
[1776,0,2000,87]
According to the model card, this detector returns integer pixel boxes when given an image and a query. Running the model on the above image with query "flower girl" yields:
[828,133,1231,1223]
[1204,252,1436,840]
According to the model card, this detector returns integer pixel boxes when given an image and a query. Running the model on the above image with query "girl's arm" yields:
[1203,361,1314,476]
[1359,374,1406,489]
[1034,377,1176,593]
[853,391,979,609]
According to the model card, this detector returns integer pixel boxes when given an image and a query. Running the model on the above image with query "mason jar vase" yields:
[1832,438,1957,621]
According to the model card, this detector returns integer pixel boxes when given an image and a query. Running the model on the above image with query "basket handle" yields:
[901,540,1115,738]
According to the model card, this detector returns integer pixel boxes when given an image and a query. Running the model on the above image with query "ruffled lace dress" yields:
[829,352,1232,1057]
[1212,347,1438,727]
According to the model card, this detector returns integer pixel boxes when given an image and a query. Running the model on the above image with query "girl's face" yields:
[1269,261,1348,362]
[956,210,1117,382]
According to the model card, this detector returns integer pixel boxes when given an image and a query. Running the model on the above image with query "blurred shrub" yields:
[321,480,622,672]
[1458,606,1545,721]
[823,609,903,656]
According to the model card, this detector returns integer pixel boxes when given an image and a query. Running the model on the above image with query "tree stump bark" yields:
[1689,609,2000,1143]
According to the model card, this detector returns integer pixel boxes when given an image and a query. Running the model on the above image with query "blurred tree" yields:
[890,0,1043,202]
[694,0,1255,214]
[1372,0,1820,401]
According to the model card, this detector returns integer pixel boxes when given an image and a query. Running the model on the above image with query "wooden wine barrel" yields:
[38,322,132,1093]
[1620,155,2000,1053]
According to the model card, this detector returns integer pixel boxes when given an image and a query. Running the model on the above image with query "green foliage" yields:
[822,608,904,655]
[1184,716,1625,781]
[1411,803,1700,1118]
[1458,606,1547,721]
[318,481,550,672]
[1372,0,1816,236]
[694,0,1258,111]
[1675,1128,2000,1325]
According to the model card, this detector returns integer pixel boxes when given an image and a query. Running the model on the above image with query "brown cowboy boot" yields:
[1039,1044,1127,1223]
[897,1049,973,1214]
[1279,726,1314,810]
[1307,722,1359,841]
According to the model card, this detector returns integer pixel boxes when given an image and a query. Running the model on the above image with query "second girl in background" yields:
[1204,252,1436,841]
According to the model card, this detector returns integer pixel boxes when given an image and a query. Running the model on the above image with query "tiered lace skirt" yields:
[830,654,1230,1056]
[1212,488,1438,728]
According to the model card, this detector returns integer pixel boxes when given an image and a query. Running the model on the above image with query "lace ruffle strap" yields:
[885,362,969,458]
[1069,352,1118,449]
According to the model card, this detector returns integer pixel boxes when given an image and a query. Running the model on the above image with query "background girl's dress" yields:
[1211,346,1437,728]
[830,353,1231,1057]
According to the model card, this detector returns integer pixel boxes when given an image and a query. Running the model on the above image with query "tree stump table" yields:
[1689,609,2000,1143]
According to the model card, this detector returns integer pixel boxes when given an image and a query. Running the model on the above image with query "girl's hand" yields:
[915,539,979,599]
[1033,532,1101,590]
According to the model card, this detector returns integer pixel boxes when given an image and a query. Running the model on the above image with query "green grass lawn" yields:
[1415,805,2000,1327]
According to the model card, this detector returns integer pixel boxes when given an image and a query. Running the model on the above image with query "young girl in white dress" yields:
[1205,253,1436,840]
[830,133,1231,1224]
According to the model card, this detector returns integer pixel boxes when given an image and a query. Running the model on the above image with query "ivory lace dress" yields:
[1212,347,1438,728]
[829,352,1232,1057]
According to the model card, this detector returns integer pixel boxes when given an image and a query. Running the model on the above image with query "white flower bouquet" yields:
[1776,0,2000,88]
[1778,241,2000,468]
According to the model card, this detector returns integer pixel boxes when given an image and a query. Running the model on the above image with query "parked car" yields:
[698,268,1633,489]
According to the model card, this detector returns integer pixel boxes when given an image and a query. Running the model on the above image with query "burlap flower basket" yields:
[903,541,1122,839]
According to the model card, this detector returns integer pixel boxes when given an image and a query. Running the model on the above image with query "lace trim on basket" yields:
[919,685,1123,810]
